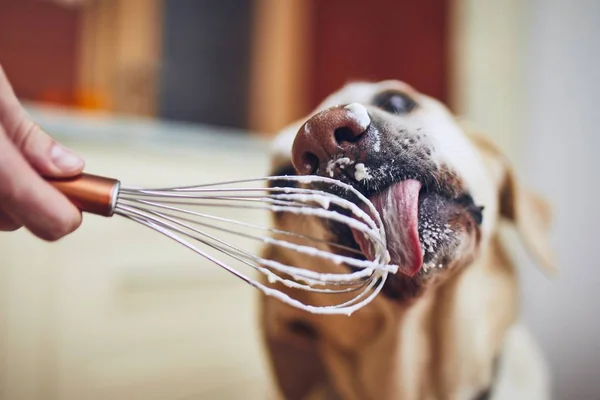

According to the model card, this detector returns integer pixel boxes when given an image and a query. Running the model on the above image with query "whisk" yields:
[46,173,398,315]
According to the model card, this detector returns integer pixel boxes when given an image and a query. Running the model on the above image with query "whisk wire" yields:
[117,201,378,286]
[108,175,398,315]
[118,188,390,271]
[122,197,365,256]
[117,205,378,304]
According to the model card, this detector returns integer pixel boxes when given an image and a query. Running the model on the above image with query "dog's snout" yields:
[291,104,370,175]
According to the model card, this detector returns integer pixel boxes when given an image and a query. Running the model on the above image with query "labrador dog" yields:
[258,80,555,400]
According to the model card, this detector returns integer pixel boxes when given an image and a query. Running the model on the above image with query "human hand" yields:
[0,64,85,240]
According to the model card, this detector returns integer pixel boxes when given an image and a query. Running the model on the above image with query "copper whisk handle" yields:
[45,173,120,217]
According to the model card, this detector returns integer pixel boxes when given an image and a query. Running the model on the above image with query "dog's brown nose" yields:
[291,103,370,175]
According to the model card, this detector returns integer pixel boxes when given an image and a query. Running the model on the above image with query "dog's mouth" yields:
[353,179,423,276]
[343,177,482,278]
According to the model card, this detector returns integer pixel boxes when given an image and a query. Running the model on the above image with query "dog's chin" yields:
[339,178,482,300]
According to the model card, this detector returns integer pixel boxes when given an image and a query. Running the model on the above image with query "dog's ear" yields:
[463,127,558,276]
[499,166,557,276]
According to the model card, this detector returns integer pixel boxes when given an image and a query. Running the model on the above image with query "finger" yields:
[0,128,82,241]
[0,208,21,232]
[0,64,84,177]
[14,119,85,177]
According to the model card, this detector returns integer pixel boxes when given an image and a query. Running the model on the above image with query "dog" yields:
[258,80,556,400]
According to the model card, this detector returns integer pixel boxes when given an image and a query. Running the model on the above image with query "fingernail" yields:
[50,143,84,172]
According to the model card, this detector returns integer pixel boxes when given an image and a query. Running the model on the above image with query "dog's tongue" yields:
[353,180,423,277]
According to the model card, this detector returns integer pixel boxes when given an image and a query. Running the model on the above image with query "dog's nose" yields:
[291,103,370,175]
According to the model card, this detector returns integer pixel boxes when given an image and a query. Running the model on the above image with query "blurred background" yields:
[0,0,597,399]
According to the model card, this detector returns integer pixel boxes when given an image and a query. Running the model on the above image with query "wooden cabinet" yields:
[248,0,450,135]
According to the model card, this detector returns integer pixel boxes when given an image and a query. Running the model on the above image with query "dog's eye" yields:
[373,91,416,114]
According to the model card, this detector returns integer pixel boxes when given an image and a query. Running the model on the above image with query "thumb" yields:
[12,117,85,177]
[0,64,84,177]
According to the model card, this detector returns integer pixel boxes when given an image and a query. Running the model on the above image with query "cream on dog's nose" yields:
[291,104,370,175]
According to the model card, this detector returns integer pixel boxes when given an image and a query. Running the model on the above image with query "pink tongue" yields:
[353,180,423,277]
